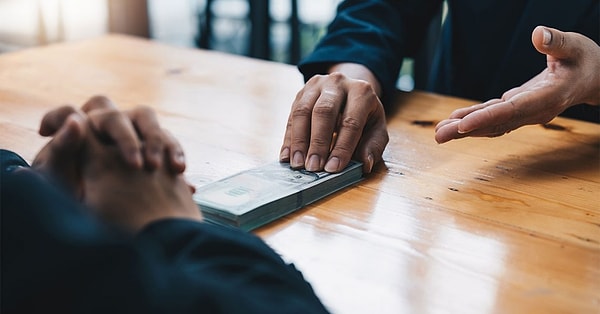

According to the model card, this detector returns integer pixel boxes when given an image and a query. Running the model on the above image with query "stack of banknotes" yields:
[193,161,363,231]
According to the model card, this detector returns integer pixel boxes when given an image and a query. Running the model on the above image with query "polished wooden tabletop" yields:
[1,35,598,314]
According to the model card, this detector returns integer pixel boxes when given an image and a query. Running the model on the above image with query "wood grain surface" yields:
[1,35,598,314]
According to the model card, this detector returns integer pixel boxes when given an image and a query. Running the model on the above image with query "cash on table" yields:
[193,161,363,231]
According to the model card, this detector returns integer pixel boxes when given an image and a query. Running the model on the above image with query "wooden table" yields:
[1,35,598,314]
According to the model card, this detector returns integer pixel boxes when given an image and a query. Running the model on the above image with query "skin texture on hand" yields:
[435,26,600,144]
[33,96,187,198]
[280,63,389,174]
[33,96,200,231]
[81,126,202,232]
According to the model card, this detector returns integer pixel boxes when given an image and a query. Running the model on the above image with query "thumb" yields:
[51,114,87,155]
[33,114,87,169]
[531,26,580,60]
[39,106,81,136]
[354,126,388,173]
[31,114,88,198]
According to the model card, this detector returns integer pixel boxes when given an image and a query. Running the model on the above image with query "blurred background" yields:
[0,0,416,90]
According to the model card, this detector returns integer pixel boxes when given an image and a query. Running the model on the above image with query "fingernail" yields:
[292,151,304,168]
[306,154,321,171]
[542,28,552,45]
[366,153,374,173]
[324,157,340,172]
[279,147,290,161]
[457,122,471,134]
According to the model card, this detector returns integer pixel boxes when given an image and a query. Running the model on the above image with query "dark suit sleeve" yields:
[137,220,329,313]
[298,0,443,106]
[0,150,329,314]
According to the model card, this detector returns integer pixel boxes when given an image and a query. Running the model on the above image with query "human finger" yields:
[325,81,377,173]
[305,82,346,171]
[353,111,388,173]
[456,97,523,135]
[288,76,324,169]
[87,108,143,168]
[435,119,512,143]
[437,118,518,143]
[534,26,600,105]
[457,87,560,136]
[82,95,143,167]
[32,114,88,196]
[532,26,585,61]
[434,118,460,133]
[126,106,165,170]
[161,128,186,173]
[81,95,118,113]
[434,120,470,143]
[34,113,87,167]
[39,106,82,136]
[500,87,522,102]
[187,182,196,194]
[448,99,503,119]
[279,115,293,162]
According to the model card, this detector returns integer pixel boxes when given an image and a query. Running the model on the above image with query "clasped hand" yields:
[32,96,201,231]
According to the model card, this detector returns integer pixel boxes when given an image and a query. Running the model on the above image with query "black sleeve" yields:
[137,220,329,313]
[0,150,329,314]
[298,0,443,106]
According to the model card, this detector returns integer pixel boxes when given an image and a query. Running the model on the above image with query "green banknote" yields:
[193,161,363,231]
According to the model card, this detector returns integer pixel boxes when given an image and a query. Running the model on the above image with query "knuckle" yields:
[89,95,110,104]
[131,105,157,122]
[340,116,363,133]
[557,33,567,50]
[104,107,122,118]
[94,108,119,121]
[86,95,113,110]
[291,103,313,118]
[313,100,338,118]
[91,109,122,130]
[291,137,309,148]
[57,105,77,114]
[310,136,331,148]
[332,143,354,156]
[320,87,342,99]
[293,87,307,102]
[288,104,312,119]
[352,79,375,94]
[307,74,326,83]
[327,72,346,83]
[306,73,342,86]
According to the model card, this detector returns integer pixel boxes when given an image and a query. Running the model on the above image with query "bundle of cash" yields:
[193,161,363,231]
